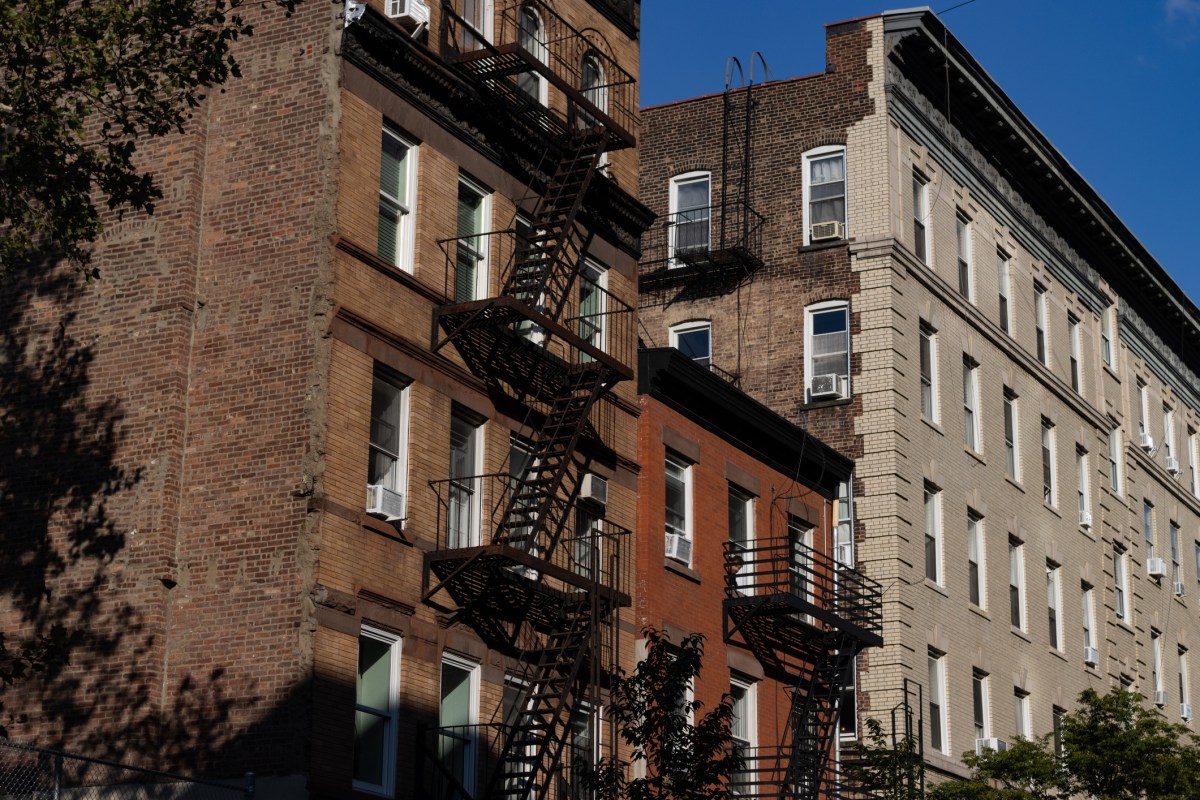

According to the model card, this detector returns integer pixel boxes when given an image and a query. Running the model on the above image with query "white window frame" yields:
[1152,630,1164,698]
[912,168,929,265]
[1108,424,1123,495]
[956,210,973,302]
[1041,418,1056,507]
[963,356,980,452]
[1004,388,1020,482]
[368,370,411,518]
[1034,283,1049,367]
[439,653,481,797]
[1014,689,1030,740]
[729,675,758,785]
[924,483,942,585]
[835,479,854,566]
[1068,314,1082,394]
[448,407,484,549]
[839,657,858,740]
[1009,538,1025,631]
[455,174,491,302]
[1101,305,1115,368]
[802,145,847,245]
[1144,500,1156,559]
[460,0,494,46]
[669,320,712,368]
[1180,647,1192,714]
[1046,562,1062,652]
[1076,447,1090,527]
[928,650,948,754]
[1082,583,1096,655]
[920,322,938,422]
[664,451,694,566]
[804,300,851,402]
[1190,428,1199,496]
[968,511,985,609]
[1165,404,1177,464]
[972,670,991,741]
[1171,520,1182,586]
[1138,380,1150,439]
[354,626,402,796]
[515,4,548,105]
[997,249,1012,335]
[728,484,755,594]
[379,126,418,273]
[1114,544,1129,623]
[668,171,711,266]
[578,258,607,359]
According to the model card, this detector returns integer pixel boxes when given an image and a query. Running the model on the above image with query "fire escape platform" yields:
[724,593,884,656]
[639,246,765,286]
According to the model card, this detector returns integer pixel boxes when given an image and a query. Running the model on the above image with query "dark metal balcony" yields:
[723,537,883,664]
[639,200,766,286]
[442,0,637,149]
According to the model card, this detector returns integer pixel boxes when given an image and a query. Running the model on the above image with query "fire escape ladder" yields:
[782,633,857,800]
[488,603,595,800]
[506,132,606,322]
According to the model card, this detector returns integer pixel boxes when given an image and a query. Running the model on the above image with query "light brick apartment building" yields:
[638,7,1200,782]
[1,0,649,797]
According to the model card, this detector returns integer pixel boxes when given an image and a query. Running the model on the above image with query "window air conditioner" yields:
[1182,703,1193,721]
[811,373,847,400]
[1167,456,1181,474]
[1155,690,1169,707]
[579,474,608,508]
[1148,557,1168,578]
[1080,511,1093,530]
[1141,432,1155,451]
[835,544,854,566]
[810,220,845,242]
[975,738,1009,756]
[366,484,405,522]
[665,532,692,565]
[1175,581,1187,597]
[386,0,430,33]
[1083,646,1100,667]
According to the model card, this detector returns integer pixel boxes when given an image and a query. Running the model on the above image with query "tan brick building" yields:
[638,8,1200,783]
[1,0,649,797]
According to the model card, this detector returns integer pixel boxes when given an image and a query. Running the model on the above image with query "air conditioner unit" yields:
[366,484,405,521]
[835,544,854,566]
[665,532,692,564]
[1148,557,1168,578]
[1175,581,1187,597]
[1141,432,1155,451]
[810,220,845,242]
[975,738,1009,756]
[1167,456,1182,474]
[1155,690,1169,707]
[579,474,608,508]
[386,0,430,33]
[1183,703,1193,721]
[811,374,847,400]
[1080,511,1093,530]
[1083,646,1100,667]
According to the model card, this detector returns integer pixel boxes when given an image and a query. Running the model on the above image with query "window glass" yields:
[455,178,488,302]
[379,127,416,270]
[355,629,399,792]
[809,153,846,225]
[671,322,711,368]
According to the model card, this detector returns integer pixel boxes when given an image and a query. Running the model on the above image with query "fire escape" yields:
[722,528,884,800]
[421,2,636,799]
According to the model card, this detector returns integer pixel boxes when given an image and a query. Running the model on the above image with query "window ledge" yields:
[1103,363,1121,382]
[1079,522,1097,542]
[1010,626,1031,643]
[797,238,850,255]
[964,447,985,465]
[1005,476,1025,494]
[1115,618,1135,635]
[1042,501,1062,519]
[1048,646,1067,662]
[924,578,949,597]
[968,604,990,621]
[664,558,702,584]
[921,417,944,436]
[802,396,853,411]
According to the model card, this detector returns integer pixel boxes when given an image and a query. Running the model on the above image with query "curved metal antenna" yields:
[725,56,745,92]
[748,51,770,86]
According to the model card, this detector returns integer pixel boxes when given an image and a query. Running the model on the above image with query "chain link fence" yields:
[0,740,253,799]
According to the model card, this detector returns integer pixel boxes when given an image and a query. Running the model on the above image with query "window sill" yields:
[925,578,949,597]
[921,417,944,436]
[1079,523,1097,542]
[964,447,985,465]
[1103,363,1121,382]
[664,558,702,584]
[1114,618,1135,635]
[797,238,850,254]
[1005,476,1025,494]
[802,396,853,411]
[1042,501,1062,519]
[1048,646,1067,662]
[1010,626,1031,643]
[968,604,990,621]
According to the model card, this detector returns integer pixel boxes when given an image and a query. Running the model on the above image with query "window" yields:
[669,321,711,368]
[1195,540,1200,586]
[1144,500,1156,559]
[924,483,942,584]
[1046,562,1062,651]
[928,650,947,753]
[1014,689,1030,740]
[973,670,990,741]
[438,654,480,796]
[579,53,608,139]
[577,259,607,359]
[1114,544,1129,622]
[354,627,401,795]
[669,172,711,262]
[1082,583,1096,657]
[912,169,929,264]
[968,511,985,608]
[1108,424,1123,494]
[729,677,756,793]
[1068,314,1082,393]
[379,127,417,271]
[573,505,600,582]
[728,485,754,593]
[369,370,410,518]
[1152,631,1164,700]
[1052,707,1065,756]
[839,658,858,739]
[1034,283,1048,366]
[1102,306,1115,367]
[567,703,597,798]
[956,211,973,300]
[1171,521,1182,586]
[1009,538,1025,630]
[805,301,851,401]
[1181,647,1191,713]
[664,451,693,565]
[997,249,1012,334]
[803,146,847,244]
[1076,447,1090,526]
[460,0,492,47]
[963,356,980,451]
[1138,380,1150,442]
[920,322,938,422]
[448,408,483,548]
[789,514,815,614]
[1190,429,1199,496]
[455,175,490,302]
[515,6,547,103]
[834,479,854,566]
[1165,405,1176,465]
[1041,418,1056,506]
[1004,388,1020,481]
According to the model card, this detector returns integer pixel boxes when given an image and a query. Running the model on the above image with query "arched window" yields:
[516,6,546,104]
[668,171,711,264]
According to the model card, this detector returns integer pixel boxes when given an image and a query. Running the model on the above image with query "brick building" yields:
[636,347,883,797]
[1,0,649,797]
[638,7,1200,783]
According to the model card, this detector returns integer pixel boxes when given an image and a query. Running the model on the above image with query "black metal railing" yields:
[437,229,636,370]
[639,200,766,273]
[0,740,252,799]
[442,0,637,141]
[427,472,631,598]
[729,747,902,800]
[723,537,883,638]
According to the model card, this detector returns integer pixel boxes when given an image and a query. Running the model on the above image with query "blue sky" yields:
[642,1,1200,303]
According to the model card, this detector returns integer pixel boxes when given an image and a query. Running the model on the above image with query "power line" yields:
[937,0,982,15]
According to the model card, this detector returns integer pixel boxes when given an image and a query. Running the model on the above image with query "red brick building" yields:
[637,347,882,797]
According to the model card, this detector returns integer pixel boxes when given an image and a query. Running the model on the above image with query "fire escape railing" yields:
[639,200,766,278]
[441,0,637,146]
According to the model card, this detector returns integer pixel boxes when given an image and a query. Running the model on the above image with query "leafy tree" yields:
[590,627,743,800]
[930,688,1200,800]
[0,0,297,280]
[844,717,925,800]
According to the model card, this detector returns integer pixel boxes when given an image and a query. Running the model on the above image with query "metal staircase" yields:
[782,635,859,800]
